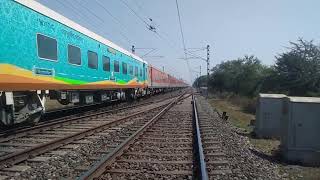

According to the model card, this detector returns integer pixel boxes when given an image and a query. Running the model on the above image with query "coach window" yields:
[88,51,98,69]
[102,56,110,71]
[37,34,58,61]
[134,66,138,77]
[114,60,120,72]
[122,62,127,74]
[68,45,81,65]
[129,65,133,75]
[140,68,143,77]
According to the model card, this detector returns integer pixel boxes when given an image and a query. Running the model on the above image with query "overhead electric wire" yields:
[93,0,133,35]
[56,0,111,38]
[119,0,150,27]
[131,0,147,17]
[55,0,83,21]
[56,0,99,30]
[73,0,132,45]
[186,51,207,61]
[175,0,192,83]
[74,0,104,23]
[119,0,177,48]
[118,0,189,81]
[119,0,181,52]
[92,0,134,44]
[175,0,187,52]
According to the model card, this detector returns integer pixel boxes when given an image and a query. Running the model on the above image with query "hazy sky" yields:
[38,0,320,83]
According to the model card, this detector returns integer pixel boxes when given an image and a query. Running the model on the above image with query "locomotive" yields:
[0,0,187,126]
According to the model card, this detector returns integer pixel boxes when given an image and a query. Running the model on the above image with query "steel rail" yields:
[0,91,183,136]
[78,93,190,180]
[192,95,209,180]
[0,103,170,169]
[44,93,174,116]
[0,94,182,142]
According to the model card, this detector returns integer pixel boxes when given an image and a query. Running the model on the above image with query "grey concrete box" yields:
[281,96,320,166]
[254,94,286,138]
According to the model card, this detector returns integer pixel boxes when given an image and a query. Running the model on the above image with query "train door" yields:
[143,63,146,83]
[142,63,145,79]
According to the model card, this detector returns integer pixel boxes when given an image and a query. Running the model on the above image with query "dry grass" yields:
[209,96,320,180]
[209,99,254,132]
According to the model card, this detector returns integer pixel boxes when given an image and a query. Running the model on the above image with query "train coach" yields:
[148,65,186,93]
[0,0,187,126]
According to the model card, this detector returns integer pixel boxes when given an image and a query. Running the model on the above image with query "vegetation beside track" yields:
[209,96,320,180]
[195,39,320,98]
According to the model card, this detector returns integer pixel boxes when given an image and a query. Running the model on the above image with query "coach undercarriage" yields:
[0,88,151,126]
[0,91,44,126]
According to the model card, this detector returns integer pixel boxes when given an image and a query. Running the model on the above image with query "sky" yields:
[37,0,320,84]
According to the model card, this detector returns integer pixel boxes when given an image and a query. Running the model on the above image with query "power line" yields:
[114,0,190,81]
[73,0,132,45]
[74,0,104,23]
[186,51,207,61]
[175,0,187,52]
[56,0,112,39]
[94,0,132,35]
[119,0,181,52]
[175,0,192,83]
[127,0,181,49]
[119,0,150,27]
[92,0,134,44]
[56,0,99,30]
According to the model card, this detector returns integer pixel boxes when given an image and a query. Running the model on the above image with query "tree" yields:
[208,55,268,96]
[275,39,320,95]
[193,38,320,97]
[192,75,207,88]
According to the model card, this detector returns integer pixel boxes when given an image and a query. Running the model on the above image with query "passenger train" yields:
[0,0,187,126]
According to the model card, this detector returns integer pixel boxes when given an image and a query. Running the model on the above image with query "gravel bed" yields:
[102,172,191,180]
[122,153,192,161]
[129,145,192,154]
[196,95,281,179]
[6,105,164,179]
[111,161,193,172]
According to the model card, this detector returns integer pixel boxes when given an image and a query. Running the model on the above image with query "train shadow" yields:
[234,128,284,164]
[249,147,282,164]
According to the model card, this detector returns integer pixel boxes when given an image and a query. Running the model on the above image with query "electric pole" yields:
[200,65,201,76]
[206,45,210,98]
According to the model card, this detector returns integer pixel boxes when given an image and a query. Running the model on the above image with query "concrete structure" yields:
[281,96,320,166]
[254,94,286,138]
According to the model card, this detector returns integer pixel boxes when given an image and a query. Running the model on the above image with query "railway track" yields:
[0,93,187,177]
[78,93,193,179]
[193,94,232,179]
[43,90,182,122]
[0,91,233,179]
[0,90,183,138]
[77,93,232,180]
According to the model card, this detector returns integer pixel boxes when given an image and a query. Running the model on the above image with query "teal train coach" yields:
[0,0,187,126]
